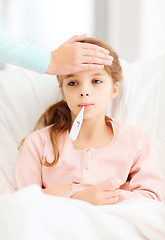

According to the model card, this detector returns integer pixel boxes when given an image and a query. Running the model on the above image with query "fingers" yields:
[81,42,110,55]
[99,182,120,191]
[65,34,87,44]
[80,44,113,69]
[83,48,113,61]
[79,64,105,71]
[105,196,119,205]
[103,188,121,205]
[104,189,121,197]
[78,55,113,71]
[78,57,113,71]
[65,36,110,55]
[95,188,120,205]
[82,56,113,66]
[96,182,121,205]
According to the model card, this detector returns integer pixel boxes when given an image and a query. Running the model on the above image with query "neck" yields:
[72,114,113,149]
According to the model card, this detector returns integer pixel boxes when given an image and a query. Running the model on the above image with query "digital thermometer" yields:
[69,106,84,141]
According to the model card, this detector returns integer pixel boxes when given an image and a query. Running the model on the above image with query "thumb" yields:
[65,34,87,44]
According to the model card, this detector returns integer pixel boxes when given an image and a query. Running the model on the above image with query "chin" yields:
[83,112,98,120]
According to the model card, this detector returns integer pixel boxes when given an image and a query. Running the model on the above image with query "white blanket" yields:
[0,185,165,240]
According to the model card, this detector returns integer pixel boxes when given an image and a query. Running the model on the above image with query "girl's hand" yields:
[45,34,113,75]
[71,182,120,205]
[42,184,72,197]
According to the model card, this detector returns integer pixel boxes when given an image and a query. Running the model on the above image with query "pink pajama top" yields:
[15,116,163,202]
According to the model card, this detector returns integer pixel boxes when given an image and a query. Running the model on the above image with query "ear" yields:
[111,82,119,99]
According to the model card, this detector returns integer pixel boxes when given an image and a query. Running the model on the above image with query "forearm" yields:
[119,189,162,202]
[70,183,120,205]
[123,133,164,202]
[0,30,51,74]
[42,184,72,198]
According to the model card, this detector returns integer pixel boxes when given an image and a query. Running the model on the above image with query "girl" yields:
[15,38,163,205]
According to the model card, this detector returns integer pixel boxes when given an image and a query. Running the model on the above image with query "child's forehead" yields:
[63,69,109,79]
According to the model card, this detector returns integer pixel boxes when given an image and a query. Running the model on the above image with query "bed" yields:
[0,56,165,239]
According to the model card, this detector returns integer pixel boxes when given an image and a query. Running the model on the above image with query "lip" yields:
[78,103,94,109]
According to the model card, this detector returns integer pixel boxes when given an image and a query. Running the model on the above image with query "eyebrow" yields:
[92,73,105,77]
[64,72,105,79]
[64,74,76,79]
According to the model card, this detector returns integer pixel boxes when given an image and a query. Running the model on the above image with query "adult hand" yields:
[45,34,113,75]
[42,184,72,197]
[71,182,120,205]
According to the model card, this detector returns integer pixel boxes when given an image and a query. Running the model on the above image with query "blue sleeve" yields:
[0,30,51,74]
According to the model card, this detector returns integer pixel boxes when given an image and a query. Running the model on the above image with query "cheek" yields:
[62,87,71,101]
[98,86,112,99]
[97,90,111,108]
[63,86,76,96]
[62,88,77,109]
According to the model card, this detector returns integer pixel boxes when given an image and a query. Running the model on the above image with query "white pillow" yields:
[0,168,15,194]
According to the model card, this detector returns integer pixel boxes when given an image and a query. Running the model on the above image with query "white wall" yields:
[139,0,165,60]
[3,0,95,50]
[0,0,5,69]
[106,0,165,62]
[1,0,165,63]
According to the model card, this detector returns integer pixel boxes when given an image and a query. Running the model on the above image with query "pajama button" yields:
[85,165,89,169]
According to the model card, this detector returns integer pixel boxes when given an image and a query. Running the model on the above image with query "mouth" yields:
[78,103,94,109]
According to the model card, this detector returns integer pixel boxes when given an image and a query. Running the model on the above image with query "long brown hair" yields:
[19,38,122,167]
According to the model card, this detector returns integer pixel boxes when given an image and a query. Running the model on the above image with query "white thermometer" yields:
[69,106,84,141]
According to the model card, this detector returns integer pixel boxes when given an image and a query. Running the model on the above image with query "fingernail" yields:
[108,56,113,61]
[113,183,119,188]
[99,65,104,69]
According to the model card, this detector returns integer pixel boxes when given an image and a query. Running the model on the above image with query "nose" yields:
[79,82,90,97]
[80,93,89,97]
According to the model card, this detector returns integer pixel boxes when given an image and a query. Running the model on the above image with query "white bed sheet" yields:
[0,185,165,240]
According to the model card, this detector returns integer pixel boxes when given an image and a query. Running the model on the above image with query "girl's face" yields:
[62,69,119,121]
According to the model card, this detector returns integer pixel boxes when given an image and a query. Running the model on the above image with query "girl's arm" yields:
[119,133,164,202]
[15,133,43,189]
[42,184,72,197]
[15,132,71,198]
[70,182,120,205]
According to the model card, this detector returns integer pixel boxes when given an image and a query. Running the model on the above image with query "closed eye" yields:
[68,81,78,86]
[92,79,102,84]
